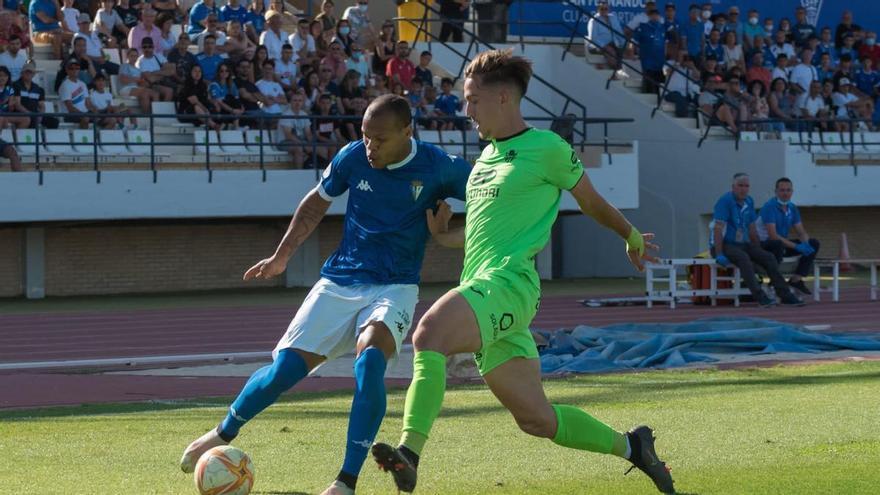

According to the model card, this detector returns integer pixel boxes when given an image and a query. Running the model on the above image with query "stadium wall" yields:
[0,228,23,297]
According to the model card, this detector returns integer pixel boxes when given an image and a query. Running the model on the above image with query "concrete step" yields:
[675,117,698,129]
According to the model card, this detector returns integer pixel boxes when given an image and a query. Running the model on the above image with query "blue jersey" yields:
[318,139,471,286]
[712,191,756,246]
[759,197,801,239]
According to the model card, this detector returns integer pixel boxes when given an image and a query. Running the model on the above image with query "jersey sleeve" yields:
[759,202,776,225]
[712,197,729,223]
[791,204,802,225]
[542,135,584,190]
[317,143,353,201]
[440,153,471,201]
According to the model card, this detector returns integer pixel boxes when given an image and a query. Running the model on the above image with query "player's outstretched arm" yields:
[426,200,465,248]
[244,189,332,280]
[569,173,659,272]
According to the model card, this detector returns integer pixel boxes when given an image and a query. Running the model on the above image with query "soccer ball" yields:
[194,445,255,495]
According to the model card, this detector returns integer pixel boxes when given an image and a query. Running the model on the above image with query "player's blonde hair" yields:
[464,49,533,98]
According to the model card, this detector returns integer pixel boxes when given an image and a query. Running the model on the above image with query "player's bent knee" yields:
[515,415,556,439]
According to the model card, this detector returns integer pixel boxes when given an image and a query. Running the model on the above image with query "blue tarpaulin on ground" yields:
[536,317,880,374]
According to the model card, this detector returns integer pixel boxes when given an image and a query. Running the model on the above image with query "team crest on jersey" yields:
[411,180,424,200]
[504,149,517,162]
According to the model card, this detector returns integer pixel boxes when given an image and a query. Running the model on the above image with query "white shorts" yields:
[273,278,419,361]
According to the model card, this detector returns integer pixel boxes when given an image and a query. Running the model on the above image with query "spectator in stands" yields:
[0,134,21,170]
[316,0,336,32]
[289,18,316,66]
[128,8,161,55]
[196,15,229,55]
[587,1,624,76]
[433,76,462,130]
[625,0,656,36]
[187,0,219,36]
[251,44,268,80]
[340,93,366,142]
[816,53,835,83]
[746,51,771,90]
[152,0,179,21]
[833,78,874,130]
[835,10,860,50]
[312,19,330,59]
[664,54,699,117]
[0,67,26,130]
[699,74,737,132]
[778,18,794,45]
[700,52,720,79]
[312,92,340,159]
[196,34,224,82]
[154,13,177,56]
[89,73,134,129]
[748,35,775,69]
[244,0,266,43]
[57,37,96,89]
[95,0,128,48]
[704,28,724,65]
[316,62,339,96]
[797,80,831,130]
[768,77,795,127]
[60,0,80,39]
[11,63,58,129]
[59,58,92,128]
[225,19,256,62]
[276,90,311,168]
[757,177,819,295]
[177,64,220,129]
[208,62,242,129]
[136,37,174,101]
[320,39,346,82]
[760,17,775,44]
[681,4,704,61]
[633,8,666,94]
[854,56,879,98]
[771,53,789,83]
[770,30,795,64]
[788,47,817,95]
[333,18,354,57]
[345,41,369,87]
[255,59,285,127]
[113,0,140,41]
[75,13,120,76]
[725,5,743,45]
[372,72,389,95]
[791,7,815,49]
[741,8,762,49]
[274,43,297,92]
[816,27,835,63]
[299,69,320,108]
[386,40,415,91]
[712,173,801,307]
[722,30,744,71]
[118,47,159,114]
[838,34,858,65]
[29,0,65,59]
[414,50,432,87]
[372,20,395,77]
[341,0,372,44]
[744,80,782,133]
[167,32,198,89]
[259,9,287,62]
[337,68,362,113]
[0,11,31,58]
[0,36,27,82]
[859,31,880,68]
[438,0,467,44]
[234,57,266,127]
[663,3,681,54]
[220,0,248,26]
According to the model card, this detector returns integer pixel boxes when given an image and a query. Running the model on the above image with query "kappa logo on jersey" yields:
[356,179,373,192]
[411,180,424,201]
[570,150,580,172]
[469,169,496,186]
[396,321,406,334]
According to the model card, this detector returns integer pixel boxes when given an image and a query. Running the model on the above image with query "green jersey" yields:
[462,128,584,292]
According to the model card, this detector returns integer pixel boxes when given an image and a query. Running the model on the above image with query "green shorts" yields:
[455,275,541,376]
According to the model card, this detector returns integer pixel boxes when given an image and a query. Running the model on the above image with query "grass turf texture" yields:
[2,361,878,494]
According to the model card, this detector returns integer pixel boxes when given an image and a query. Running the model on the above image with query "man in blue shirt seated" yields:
[711,173,803,307]
[756,177,820,295]
[179,94,472,495]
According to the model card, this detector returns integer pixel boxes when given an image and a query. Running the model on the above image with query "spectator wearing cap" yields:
[128,8,162,55]
[746,51,771,91]
[792,6,815,49]
[632,8,666,94]
[711,173,802,307]
[0,36,28,82]
[28,0,65,59]
[196,33,224,81]
[833,77,874,130]
[220,0,249,25]
[188,0,220,36]
[726,6,743,46]
[788,48,817,95]
[742,9,763,48]
[55,37,96,89]
[858,31,880,68]
[586,2,625,75]
[136,37,175,101]
[681,4,704,60]
[386,39,415,91]
[345,41,370,87]
[289,17,317,66]
[12,62,59,129]
[835,10,860,50]
[757,177,820,296]
[73,13,120,75]
[259,9,288,61]
[167,33,199,88]
[58,57,92,128]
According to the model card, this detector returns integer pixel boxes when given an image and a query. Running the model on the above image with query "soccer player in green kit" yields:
[372,49,675,494]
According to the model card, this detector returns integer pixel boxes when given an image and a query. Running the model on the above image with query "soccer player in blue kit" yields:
[179,95,471,495]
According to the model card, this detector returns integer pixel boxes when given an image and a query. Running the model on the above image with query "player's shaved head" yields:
[362,95,413,169]
[364,94,411,129]
[464,48,532,98]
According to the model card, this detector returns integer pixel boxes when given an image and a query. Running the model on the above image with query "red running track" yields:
[1,289,877,409]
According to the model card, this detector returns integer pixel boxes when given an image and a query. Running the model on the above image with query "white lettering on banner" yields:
[802,0,824,26]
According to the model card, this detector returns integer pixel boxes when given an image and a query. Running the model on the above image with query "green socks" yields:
[551,404,627,457]
[399,351,447,456]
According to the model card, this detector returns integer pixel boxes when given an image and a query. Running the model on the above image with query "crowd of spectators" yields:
[588,2,880,133]
[0,0,468,169]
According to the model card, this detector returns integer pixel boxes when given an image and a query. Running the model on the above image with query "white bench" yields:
[645,258,749,309]
[813,259,879,302]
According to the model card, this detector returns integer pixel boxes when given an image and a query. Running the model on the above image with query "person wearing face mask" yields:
[792,6,816,49]
[334,19,355,56]
[757,178,820,296]
[762,18,774,43]
[345,42,370,87]
[742,9,763,49]
[701,2,713,36]
[858,31,880,68]
[341,0,374,44]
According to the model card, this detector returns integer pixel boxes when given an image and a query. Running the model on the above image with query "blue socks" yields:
[338,347,388,490]
[218,348,309,441]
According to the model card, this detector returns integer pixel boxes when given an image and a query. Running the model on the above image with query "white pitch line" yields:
[0,351,272,371]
